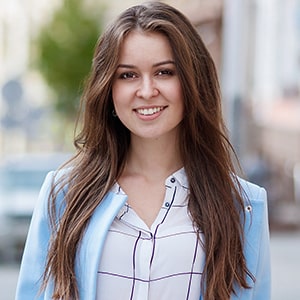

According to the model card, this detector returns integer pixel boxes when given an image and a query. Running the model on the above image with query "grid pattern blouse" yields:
[96,168,204,300]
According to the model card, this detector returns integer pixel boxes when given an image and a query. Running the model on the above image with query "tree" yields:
[35,0,103,121]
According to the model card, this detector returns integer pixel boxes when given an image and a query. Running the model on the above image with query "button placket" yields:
[135,232,153,299]
[164,177,176,209]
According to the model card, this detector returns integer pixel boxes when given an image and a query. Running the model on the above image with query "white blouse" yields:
[96,168,204,300]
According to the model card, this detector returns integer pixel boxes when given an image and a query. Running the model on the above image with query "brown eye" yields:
[119,72,138,79]
[157,69,174,76]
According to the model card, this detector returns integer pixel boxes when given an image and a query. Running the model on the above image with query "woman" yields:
[16,2,270,300]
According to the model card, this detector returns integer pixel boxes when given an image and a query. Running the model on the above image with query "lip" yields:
[134,105,166,120]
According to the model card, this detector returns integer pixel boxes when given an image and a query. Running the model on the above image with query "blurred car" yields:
[0,152,71,263]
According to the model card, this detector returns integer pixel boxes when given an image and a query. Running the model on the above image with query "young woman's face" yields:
[112,31,184,141]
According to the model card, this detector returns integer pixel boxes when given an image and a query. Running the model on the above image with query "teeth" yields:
[137,107,164,116]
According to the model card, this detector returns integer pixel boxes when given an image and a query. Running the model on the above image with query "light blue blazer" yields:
[15,170,271,300]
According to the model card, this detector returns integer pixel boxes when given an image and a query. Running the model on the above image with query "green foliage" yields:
[35,0,103,120]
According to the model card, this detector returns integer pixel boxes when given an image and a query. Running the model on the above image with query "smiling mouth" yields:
[135,106,165,116]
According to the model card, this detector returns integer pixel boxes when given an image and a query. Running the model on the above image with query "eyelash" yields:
[118,69,175,80]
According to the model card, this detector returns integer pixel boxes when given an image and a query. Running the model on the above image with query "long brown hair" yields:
[44,2,253,299]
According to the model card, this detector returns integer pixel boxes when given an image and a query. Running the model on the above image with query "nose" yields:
[136,77,159,99]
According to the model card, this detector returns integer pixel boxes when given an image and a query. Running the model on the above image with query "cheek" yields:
[112,83,132,106]
[111,84,123,110]
[111,84,118,104]
[177,83,184,110]
[111,85,132,122]
[171,84,184,111]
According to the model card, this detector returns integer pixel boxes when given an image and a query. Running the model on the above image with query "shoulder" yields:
[235,176,268,226]
[236,176,267,204]
[48,167,72,182]
[36,168,72,214]
[41,167,72,194]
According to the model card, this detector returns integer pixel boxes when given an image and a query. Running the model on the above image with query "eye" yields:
[118,72,138,80]
[156,69,175,76]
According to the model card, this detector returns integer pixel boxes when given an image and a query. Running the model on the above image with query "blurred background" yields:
[0,0,299,299]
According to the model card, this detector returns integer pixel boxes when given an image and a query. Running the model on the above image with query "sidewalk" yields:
[1,229,299,300]
[0,264,19,300]
[270,229,300,300]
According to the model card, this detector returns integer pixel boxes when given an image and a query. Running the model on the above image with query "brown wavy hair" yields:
[43,2,254,299]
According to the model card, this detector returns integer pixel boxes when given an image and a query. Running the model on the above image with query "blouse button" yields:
[165,202,170,208]
[170,177,176,183]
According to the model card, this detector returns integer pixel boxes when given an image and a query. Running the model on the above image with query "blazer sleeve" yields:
[235,180,271,300]
[15,171,56,300]
[249,187,271,299]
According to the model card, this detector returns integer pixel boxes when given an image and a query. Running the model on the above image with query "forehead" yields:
[118,31,174,63]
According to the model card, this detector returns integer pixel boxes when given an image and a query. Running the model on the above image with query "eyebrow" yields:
[117,60,175,69]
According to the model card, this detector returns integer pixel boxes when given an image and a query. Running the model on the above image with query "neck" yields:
[124,134,183,180]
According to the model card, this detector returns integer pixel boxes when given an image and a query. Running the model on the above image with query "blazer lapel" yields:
[75,191,127,300]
